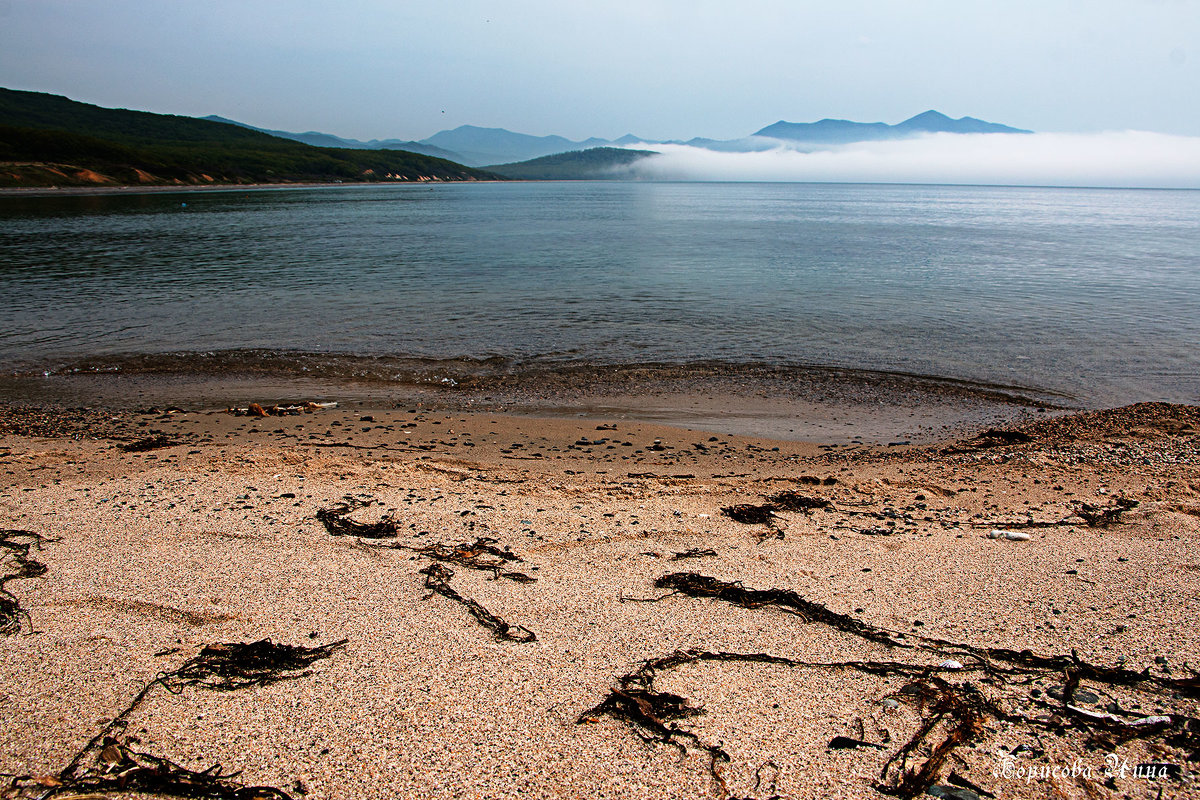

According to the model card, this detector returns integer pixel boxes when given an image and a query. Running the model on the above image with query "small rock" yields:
[1131,714,1171,726]
[1005,531,1031,541]
[828,735,884,750]
[882,699,899,710]
[938,659,964,670]
[926,786,981,800]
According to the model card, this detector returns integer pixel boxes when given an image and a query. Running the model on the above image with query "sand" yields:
[1,399,1198,799]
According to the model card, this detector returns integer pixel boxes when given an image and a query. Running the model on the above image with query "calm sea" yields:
[1,181,1197,407]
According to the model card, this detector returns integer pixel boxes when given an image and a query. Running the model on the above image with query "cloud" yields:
[624,131,1200,189]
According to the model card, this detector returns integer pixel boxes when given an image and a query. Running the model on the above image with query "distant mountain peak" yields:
[903,110,952,122]
[754,111,1030,143]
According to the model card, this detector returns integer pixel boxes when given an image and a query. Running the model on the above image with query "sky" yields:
[1,0,1198,143]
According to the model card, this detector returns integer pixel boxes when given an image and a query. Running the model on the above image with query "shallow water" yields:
[1,182,1197,406]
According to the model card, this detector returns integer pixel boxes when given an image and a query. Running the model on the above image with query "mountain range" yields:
[201,115,466,161]
[0,87,1034,186]
[211,110,1032,167]
[753,111,1030,143]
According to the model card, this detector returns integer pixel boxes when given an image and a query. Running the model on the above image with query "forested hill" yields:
[0,88,500,187]
[487,147,660,179]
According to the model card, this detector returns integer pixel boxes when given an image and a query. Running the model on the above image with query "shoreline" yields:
[0,180,505,198]
[0,361,1063,445]
[1,399,1199,798]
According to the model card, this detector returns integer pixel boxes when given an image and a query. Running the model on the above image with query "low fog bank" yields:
[623,131,1200,189]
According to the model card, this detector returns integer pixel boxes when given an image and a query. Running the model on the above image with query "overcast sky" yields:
[1,0,1196,142]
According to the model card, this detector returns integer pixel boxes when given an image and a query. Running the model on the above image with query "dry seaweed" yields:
[417,537,535,582]
[966,496,1140,532]
[35,738,294,799]
[595,572,1200,798]
[766,491,832,512]
[0,530,50,635]
[1075,497,1138,527]
[55,642,348,786]
[966,429,1032,448]
[656,572,1200,699]
[315,499,400,538]
[720,504,780,527]
[655,572,909,648]
[579,683,734,793]
[119,435,184,452]
[420,563,536,643]
[876,678,990,798]
[828,735,885,750]
[336,507,539,641]
[671,548,718,561]
[365,536,537,583]
[579,649,992,799]
[167,638,348,692]
[720,494,831,538]
[578,652,746,794]
[45,638,347,798]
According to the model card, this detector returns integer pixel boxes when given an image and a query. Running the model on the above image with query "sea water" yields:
[1,181,1197,406]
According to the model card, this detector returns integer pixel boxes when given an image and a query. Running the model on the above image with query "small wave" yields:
[8,348,1071,407]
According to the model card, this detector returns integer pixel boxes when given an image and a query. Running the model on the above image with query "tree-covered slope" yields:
[0,88,500,186]
[487,147,659,179]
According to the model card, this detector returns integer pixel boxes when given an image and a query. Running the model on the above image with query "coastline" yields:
[0,179,509,198]
[0,181,408,198]
[0,360,1063,445]
[2,397,1198,798]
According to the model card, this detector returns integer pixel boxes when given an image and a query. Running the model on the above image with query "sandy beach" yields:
[1,394,1197,800]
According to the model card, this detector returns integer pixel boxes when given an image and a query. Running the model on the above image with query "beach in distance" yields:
[2,182,1199,799]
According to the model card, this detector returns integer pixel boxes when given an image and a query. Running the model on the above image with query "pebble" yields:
[927,786,981,800]
[989,529,1031,541]
[938,659,964,670]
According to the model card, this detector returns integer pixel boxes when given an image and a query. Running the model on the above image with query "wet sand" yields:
[1,398,1198,799]
[0,360,1061,446]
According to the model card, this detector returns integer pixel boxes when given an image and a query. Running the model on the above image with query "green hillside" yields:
[0,88,500,187]
[487,147,659,179]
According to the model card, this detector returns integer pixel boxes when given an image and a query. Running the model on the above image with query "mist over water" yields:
[627,132,1200,189]
[1,181,1198,408]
